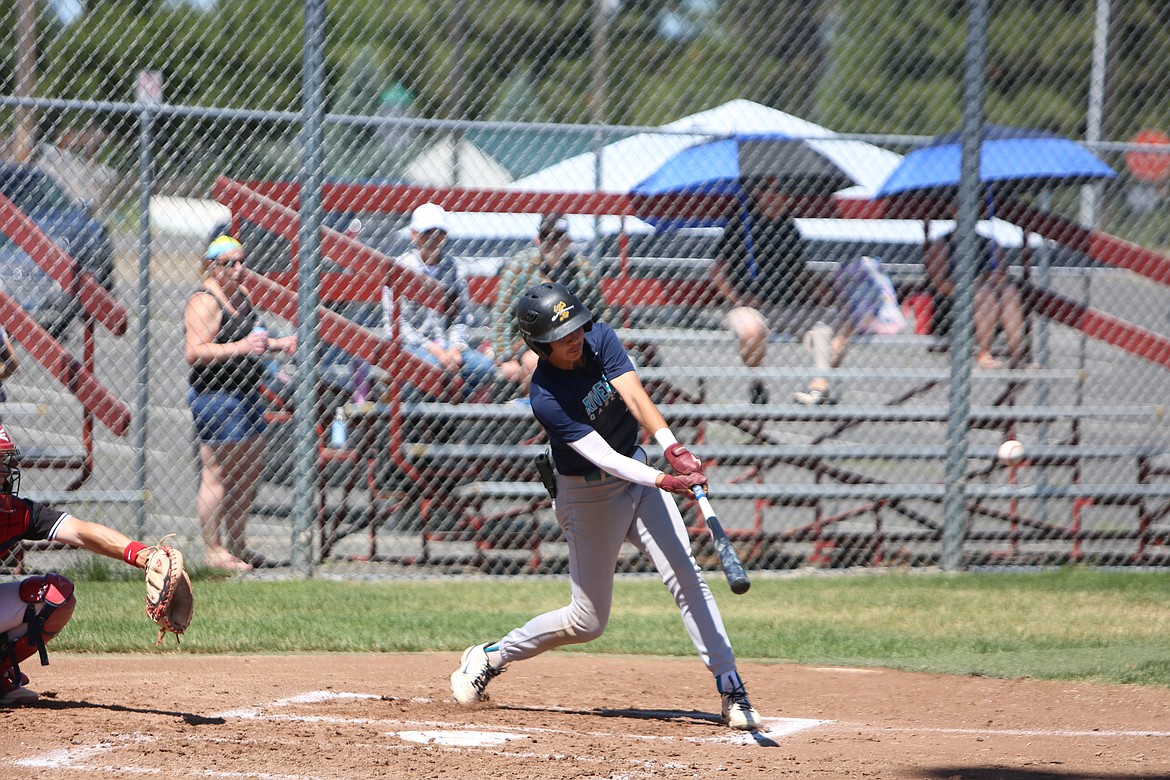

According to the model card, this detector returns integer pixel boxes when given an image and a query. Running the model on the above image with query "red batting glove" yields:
[664,443,703,475]
[659,471,707,496]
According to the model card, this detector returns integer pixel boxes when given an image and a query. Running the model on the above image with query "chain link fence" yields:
[3,1,1169,577]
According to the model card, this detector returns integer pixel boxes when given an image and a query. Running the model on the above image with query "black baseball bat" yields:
[535,449,557,507]
[692,485,750,594]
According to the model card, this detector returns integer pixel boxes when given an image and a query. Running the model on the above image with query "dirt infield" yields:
[2,653,1168,779]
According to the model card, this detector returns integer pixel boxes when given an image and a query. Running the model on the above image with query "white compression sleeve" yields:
[653,428,678,448]
[569,431,663,488]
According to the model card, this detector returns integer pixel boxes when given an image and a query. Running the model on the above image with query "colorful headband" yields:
[206,235,244,261]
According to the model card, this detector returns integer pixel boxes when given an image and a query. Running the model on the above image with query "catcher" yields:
[0,423,193,706]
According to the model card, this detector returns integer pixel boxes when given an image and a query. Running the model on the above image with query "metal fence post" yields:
[133,104,155,540]
[942,0,990,571]
[291,0,327,575]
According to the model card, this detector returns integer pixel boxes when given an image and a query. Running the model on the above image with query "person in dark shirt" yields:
[712,176,850,405]
[0,423,160,706]
[924,228,1025,369]
[184,235,296,571]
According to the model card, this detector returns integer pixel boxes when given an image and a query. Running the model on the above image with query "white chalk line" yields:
[27,731,692,780]
[6,688,790,780]
[15,766,329,780]
[215,692,826,745]
[215,690,385,719]
[213,690,827,744]
[14,735,157,769]
[879,725,1170,738]
[18,688,1159,779]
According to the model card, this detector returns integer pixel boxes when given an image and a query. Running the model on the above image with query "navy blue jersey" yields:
[529,322,638,475]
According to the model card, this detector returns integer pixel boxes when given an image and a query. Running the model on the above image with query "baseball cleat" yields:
[792,387,839,406]
[450,643,504,705]
[0,670,38,706]
[721,687,763,730]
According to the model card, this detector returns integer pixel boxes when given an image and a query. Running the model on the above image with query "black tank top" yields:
[188,289,265,394]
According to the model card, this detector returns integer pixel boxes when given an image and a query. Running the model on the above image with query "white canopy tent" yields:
[428,212,1034,249]
[509,99,903,198]
[404,137,514,188]
[413,100,1038,252]
[431,99,905,243]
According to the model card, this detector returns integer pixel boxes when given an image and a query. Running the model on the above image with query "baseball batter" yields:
[450,282,763,730]
[0,424,158,706]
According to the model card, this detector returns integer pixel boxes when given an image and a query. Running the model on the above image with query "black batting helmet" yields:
[515,281,593,359]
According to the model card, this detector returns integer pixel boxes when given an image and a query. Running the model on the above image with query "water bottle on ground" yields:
[330,408,348,449]
[251,318,268,360]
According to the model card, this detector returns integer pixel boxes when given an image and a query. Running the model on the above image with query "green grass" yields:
[48,564,1170,688]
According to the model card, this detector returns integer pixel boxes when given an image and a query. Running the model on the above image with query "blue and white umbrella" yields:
[876,124,1116,198]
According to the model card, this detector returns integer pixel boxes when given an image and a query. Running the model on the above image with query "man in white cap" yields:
[381,203,495,400]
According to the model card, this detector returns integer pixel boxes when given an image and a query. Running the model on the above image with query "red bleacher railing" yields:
[0,292,130,437]
[0,194,128,336]
[0,195,130,455]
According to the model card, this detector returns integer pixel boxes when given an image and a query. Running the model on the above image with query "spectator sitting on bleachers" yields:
[381,203,496,401]
[924,228,1025,369]
[0,324,19,407]
[713,176,851,405]
[489,213,608,401]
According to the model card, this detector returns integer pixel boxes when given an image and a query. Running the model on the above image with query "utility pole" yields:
[447,0,468,184]
[14,0,37,162]
[1080,0,1111,227]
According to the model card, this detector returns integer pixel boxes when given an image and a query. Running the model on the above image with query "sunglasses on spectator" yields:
[540,232,570,243]
[210,254,245,268]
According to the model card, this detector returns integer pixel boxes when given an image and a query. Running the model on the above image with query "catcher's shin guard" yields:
[2,574,77,668]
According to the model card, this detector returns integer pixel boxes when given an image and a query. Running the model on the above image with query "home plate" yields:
[392,730,528,747]
[712,717,832,745]
[764,717,831,737]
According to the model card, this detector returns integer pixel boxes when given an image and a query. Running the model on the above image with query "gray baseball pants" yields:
[494,466,738,678]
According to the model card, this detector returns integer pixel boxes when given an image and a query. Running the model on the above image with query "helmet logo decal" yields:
[551,300,574,324]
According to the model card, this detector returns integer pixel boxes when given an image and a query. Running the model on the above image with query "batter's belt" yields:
[559,446,647,484]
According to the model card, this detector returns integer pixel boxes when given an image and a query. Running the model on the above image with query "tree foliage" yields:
[4,0,1170,181]
[818,0,1170,141]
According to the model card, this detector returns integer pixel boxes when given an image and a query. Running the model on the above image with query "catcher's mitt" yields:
[143,536,194,646]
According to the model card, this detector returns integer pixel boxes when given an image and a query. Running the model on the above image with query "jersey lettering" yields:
[582,378,616,420]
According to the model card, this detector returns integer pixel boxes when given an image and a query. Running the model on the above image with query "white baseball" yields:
[997,439,1025,466]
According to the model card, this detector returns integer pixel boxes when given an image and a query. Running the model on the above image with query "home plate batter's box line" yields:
[215,690,832,744]
[19,733,696,780]
[6,690,829,777]
[13,688,1170,779]
[889,726,1170,738]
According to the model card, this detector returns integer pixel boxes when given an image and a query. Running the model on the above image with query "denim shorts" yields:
[188,389,267,445]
